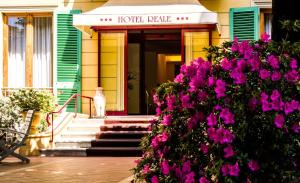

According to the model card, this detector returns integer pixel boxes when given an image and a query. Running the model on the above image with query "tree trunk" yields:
[272,0,300,41]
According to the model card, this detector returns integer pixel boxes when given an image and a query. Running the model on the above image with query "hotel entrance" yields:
[73,0,217,115]
[127,30,181,114]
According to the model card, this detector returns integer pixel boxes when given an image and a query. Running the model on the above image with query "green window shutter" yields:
[230,7,259,41]
[56,10,82,112]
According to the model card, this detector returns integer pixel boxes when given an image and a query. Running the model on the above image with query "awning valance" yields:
[73,0,217,34]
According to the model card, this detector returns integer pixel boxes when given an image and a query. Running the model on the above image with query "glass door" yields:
[99,31,127,114]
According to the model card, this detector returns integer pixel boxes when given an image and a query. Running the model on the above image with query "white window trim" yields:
[251,0,272,9]
[0,8,56,91]
[0,6,57,13]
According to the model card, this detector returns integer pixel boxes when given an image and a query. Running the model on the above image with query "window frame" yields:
[2,13,53,88]
[260,9,272,35]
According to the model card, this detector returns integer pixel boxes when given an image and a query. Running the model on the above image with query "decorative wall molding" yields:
[252,0,272,9]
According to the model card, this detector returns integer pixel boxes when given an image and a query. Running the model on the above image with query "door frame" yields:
[95,25,214,115]
[98,30,128,115]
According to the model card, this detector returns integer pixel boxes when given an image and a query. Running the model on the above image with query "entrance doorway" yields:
[127,30,181,115]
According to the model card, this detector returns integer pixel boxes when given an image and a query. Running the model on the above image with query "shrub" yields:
[9,89,55,113]
[133,35,300,183]
[0,96,21,129]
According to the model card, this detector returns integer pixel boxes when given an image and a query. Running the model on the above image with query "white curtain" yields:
[33,17,52,88]
[8,17,26,88]
[264,13,272,37]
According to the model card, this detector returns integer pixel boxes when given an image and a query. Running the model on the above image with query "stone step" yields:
[40,148,87,157]
[100,124,149,132]
[67,123,101,132]
[97,131,149,139]
[91,138,141,147]
[86,147,141,157]
[72,118,105,124]
[60,131,97,139]
[104,115,156,124]
[55,141,91,148]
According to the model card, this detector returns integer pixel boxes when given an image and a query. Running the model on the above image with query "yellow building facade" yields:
[0,0,272,115]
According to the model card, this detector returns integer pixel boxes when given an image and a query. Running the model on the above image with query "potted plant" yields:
[0,96,22,143]
[9,89,55,134]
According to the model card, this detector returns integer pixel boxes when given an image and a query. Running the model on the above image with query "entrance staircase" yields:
[40,115,153,157]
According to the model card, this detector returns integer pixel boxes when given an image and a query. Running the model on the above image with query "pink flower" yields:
[239,41,252,59]
[224,145,235,158]
[221,164,230,176]
[200,143,209,154]
[181,94,193,108]
[161,160,170,175]
[174,73,184,83]
[160,132,169,142]
[166,95,176,111]
[290,58,298,69]
[151,132,169,148]
[153,94,161,106]
[207,113,217,127]
[151,136,160,149]
[274,114,285,128]
[214,105,222,111]
[207,127,217,142]
[271,71,282,81]
[162,114,172,126]
[291,123,300,133]
[231,37,239,52]
[156,107,161,116]
[134,158,141,164]
[284,100,299,115]
[270,90,281,101]
[261,92,272,112]
[208,127,234,144]
[189,76,205,91]
[230,68,247,85]
[220,108,235,124]
[285,70,299,82]
[261,32,270,42]
[215,79,226,98]
[221,58,232,71]
[229,162,240,176]
[271,100,284,111]
[182,160,191,174]
[237,59,247,71]
[151,175,159,183]
[188,112,204,129]
[267,55,280,69]
[248,160,260,172]
[218,127,235,144]
[175,166,183,180]
[208,76,215,87]
[199,177,210,183]
[186,65,197,78]
[259,69,271,80]
[142,164,150,174]
[198,91,208,102]
[261,92,268,101]
[248,57,260,71]
[184,172,195,183]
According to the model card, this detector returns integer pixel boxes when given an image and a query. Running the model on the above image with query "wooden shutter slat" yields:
[230,7,259,41]
[56,10,82,112]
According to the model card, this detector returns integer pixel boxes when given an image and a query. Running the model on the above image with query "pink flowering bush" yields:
[133,35,300,183]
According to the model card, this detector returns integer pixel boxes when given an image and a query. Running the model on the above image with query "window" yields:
[4,14,52,88]
[263,13,272,36]
[8,17,26,87]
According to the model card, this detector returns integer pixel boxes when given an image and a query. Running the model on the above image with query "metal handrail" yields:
[46,94,93,142]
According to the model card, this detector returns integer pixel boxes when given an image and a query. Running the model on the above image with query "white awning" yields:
[73,0,217,34]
